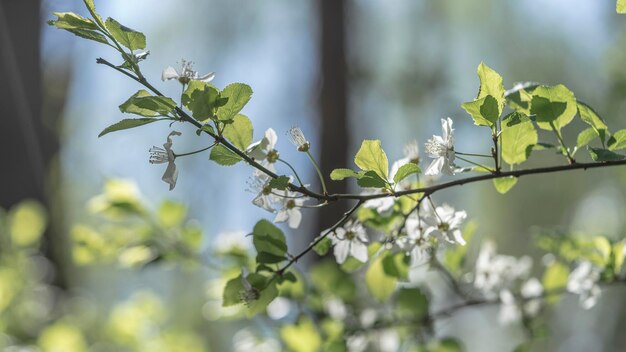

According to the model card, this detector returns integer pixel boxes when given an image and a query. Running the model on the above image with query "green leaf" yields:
[196,124,216,136]
[393,163,421,184]
[382,252,411,280]
[356,170,388,188]
[98,118,160,137]
[395,287,429,319]
[222,275,245,307]
[354,140,389,180]
[608,129,626,151]
[501,113,537,165]
[461,95,498,127]
[530,85,577,131]
[269,176,290,190]
[216,83,253,121]
[476,62,506,113]
[618,0,626,13]
[330,168,361,181]
[182,81,221,122]
[253,220,287,264]
[313,237,332,256]
[493,177,518,194]
[156,200,187,228]
[542,262,569,304]
[280,317,322,352]
[247,280,278,318]
[310,261,355,301]
[119,90,176,117]
[588,148,625,162]
[104,17,146,50]
[49,12,99,30]
[365,256,397,301]
[222,114,253,150]
[209,145,242,165]
[506,85,534,115]
[578,102,608,144]
[576,127,599,150]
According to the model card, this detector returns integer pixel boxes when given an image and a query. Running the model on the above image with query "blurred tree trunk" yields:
[0,0,69,288]
[315,0,350,237]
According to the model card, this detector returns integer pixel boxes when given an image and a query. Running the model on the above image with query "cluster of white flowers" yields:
[245,128,310,229]
[567,260,602,309]
[472,241,543,325]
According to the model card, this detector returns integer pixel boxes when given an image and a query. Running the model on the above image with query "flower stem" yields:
[174,144,215,158]
[550,121,575,164]
[305,150,328,195]
[277,158,305,187]
[455,151,492,158]
[456,155,493,173]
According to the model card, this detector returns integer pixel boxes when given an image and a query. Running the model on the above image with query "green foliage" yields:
[47,12,109,45]
[8,200,47,247]
[618,0,626,13]
[500,113,537,165]
[98,118,162,137]
[442,221,477,275]
[252,220,288,264]
[330,168,361,181]
[313,237,332,256]
[608,129,626,151]
[119,90,176,117]
[182,81,223,121]
[356,170,388,188]
[493,177,518,194]
[310,261,355,301]
[417,338,464,352]
[222,114,253,150]
[542,262,569,303]
[395,287,429,320]
[576,127,599,150]
[382,251,411,280]
[216,83,253,121]
[269,175,291,190]
[365,255,397,301]
[210,145,243,165]
[462,62,505,127]
[104,17,146,51]
[393,163,421,184]
[355,140,389,181]
[530,85,577,131]
[280,316,322,352]
[588,147,625,161]
[577,102,608,144]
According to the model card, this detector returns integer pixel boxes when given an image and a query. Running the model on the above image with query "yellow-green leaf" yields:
[222,114,253,150]
[531,85,577,131]
[365,255,397,301]
[354,140,389,181]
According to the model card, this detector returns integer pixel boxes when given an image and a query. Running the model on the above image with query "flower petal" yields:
[350,241,368,263]
[162,66,179,81]
[162,161,178,190]
[198,72,215,82]
[425,157,444,176]
[287,209,302,229]
[333,241,350,264]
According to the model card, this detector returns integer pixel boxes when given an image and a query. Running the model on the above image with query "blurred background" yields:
[2,0,626,350]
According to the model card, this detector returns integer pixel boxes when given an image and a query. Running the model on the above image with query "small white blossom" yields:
[497,278,543,325]
[422,202,467,245]
[521,278,543,316]
[247,128,279,176]
[162,59,215,85]
[473,241,533,296]
[396,215,431,265]
[567,261,602,309]
[274,190,306,229]
[149,131,181,191]
[362,190,395,216]
[247,176,276,212]
[330,220,369,264]
[424,117,456,176]
[287,127,310,152]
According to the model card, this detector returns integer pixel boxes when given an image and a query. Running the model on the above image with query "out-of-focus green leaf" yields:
[252,220,287,264]
[365,255,397,301]
[280,316,322,352]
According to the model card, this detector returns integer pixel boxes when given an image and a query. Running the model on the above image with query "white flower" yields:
[422,202,467,245]
[247,176,276,213]
[424,117,456,176]
[473,241,533,296]
[162,59,215,85]
[274,190,306,229]
[396,215,431,265]
[287,127,310,152]
[330,220,369,264]
[521,278,543,316]
[362,190,395,216]
[149,131,181,191]
[567,261,602,309]
[247,128,279,176]
[497,278,543,325]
